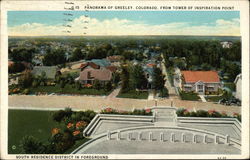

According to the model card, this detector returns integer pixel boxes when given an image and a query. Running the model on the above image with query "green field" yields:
[28,84,111,96]
[117,90,149,99]
[8,110,59,154]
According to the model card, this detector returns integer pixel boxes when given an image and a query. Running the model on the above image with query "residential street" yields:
[9,95,241,116]
[161,54,176,96]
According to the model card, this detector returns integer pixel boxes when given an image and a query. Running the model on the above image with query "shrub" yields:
[196,110,209,117]
[52,110,66,122]
[20,136,45,154]
[22,89,30,95]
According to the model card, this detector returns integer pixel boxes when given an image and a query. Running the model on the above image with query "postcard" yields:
[0,0,249,159]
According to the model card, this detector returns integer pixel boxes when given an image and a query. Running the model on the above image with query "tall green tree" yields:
[70,48,85,61]
[120,66,130,92]
[43,49,66,66]
[130,65,148,89]
[152,67,165,90]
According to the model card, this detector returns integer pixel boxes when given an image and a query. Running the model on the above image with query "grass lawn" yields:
[179,92,200,101]
[206,96,223,102]
[117,90,149,99]
[8,109,90,154]
[28,84,111,96]
[8,109,61,154]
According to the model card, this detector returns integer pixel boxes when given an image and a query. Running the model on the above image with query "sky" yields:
[8,11,240,36]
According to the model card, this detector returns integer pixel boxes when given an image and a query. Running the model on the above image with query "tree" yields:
[18,70,33,88]
[120,66,130,92]
[70,48,85,61]
[93,80,101,90]
[152,67,165,90]
[43,49,66,66]
[104,81,112,92]
[112,72,120,86]
[130,65,148,89]
[9,48,34,62]
[159,87,169,98]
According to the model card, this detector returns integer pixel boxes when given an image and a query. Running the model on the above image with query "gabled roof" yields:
[181,71,220,83]
[80,62,100,70]
[90,59,110,67]
[106,66,117,72]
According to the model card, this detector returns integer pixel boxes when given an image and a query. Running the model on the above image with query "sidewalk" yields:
[198,95,207,102]
[106,87,121,99]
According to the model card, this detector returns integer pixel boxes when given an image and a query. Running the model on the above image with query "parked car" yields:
[219,98,241,106]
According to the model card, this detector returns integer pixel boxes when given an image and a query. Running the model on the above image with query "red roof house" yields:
[181,71,221,95]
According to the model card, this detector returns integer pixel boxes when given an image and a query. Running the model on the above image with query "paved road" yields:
[9,95,241,116]
[161,54,176,96]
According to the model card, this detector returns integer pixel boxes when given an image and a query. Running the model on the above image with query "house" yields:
[76,68,112,85]
[90,59,110,67]
[76,61,116,85]
[181,71,221,95]
[234,74,242,101]
[31,66,59,79]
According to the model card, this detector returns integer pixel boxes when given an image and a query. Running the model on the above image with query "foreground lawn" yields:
[28,84,111,96]
[179,92,200,101]
[206,96,223,102]
[117,90,149,99]
[8,110,60,154]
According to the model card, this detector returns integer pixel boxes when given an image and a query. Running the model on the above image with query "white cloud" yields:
[8,16,240,36]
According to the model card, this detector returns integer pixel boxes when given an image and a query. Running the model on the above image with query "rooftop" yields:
[181,71,220,83]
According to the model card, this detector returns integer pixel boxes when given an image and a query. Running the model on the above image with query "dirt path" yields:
[9,95,241,116]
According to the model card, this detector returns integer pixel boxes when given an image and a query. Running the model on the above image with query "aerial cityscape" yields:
[8,11,241,155]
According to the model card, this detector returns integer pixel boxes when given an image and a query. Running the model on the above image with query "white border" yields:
[1,0,249,159]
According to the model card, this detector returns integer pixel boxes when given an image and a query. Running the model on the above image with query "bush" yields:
[20,136,45,154]
[22,89,30,95]
[52,110,66,122]
[52,108,72,123]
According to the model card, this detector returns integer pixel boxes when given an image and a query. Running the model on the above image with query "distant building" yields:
[221,41,233,48]
[106,55,122,63]
[181,71,221,95]
[31,66,59,79]
[234,74,242,101]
